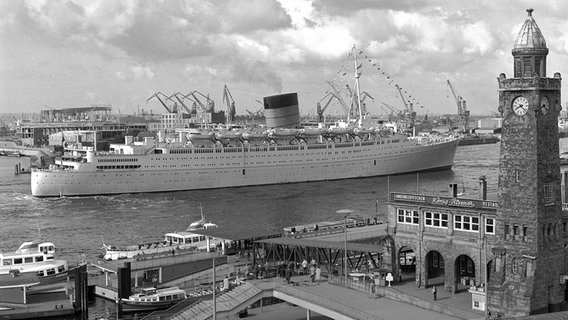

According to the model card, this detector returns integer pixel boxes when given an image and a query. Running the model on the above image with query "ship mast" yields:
[352,46,363,127]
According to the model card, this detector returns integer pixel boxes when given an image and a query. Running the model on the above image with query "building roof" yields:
[190,225,282,242]
[513,8,547,51]
[256,237,384,252]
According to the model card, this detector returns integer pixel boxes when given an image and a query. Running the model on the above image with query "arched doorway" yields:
[425,250,445,287]
[455,254,475,292]
[398,246,415,283]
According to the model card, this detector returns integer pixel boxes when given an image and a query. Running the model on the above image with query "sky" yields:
[1,0,567,118]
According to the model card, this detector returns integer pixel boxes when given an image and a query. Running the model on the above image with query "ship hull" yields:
[31,138,459,197]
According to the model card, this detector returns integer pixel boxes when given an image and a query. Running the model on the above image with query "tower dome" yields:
[512,8,548,77]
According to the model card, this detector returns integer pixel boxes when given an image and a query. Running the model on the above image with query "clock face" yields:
[512,96,529,115]
[541,96,550,115]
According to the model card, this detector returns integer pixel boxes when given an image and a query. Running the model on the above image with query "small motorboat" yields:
[120,287,187,312]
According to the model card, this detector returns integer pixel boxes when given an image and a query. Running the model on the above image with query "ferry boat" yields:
[0,241,69,277]
[103,215,218,261]
[30,50,460,197]
[120,286,187,312]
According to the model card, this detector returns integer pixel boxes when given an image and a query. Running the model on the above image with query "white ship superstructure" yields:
[31,48,460,197]
[31,127,459,197]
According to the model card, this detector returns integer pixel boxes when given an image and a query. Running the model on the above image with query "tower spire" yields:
[512,8,548,77]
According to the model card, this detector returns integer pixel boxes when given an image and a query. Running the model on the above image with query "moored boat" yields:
[120,286,187,312]
[103,214,218,261]
[0,241,69,277]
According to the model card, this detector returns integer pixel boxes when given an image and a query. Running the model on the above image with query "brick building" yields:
[387,9,567,319]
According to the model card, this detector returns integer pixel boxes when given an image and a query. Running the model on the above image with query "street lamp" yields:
[336,209,354,288]
[212,258,216,320]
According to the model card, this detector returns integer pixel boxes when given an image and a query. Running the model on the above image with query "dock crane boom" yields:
[147,92,176,113]
[380,101,404,119]
[222,85,236,124]
[446,80,470,133]
[395,85,415,128]
[360,91,374,116]
[170,92,194,115]
[325,81,351,117]
[187,90,215,113]
[316,92,339,123]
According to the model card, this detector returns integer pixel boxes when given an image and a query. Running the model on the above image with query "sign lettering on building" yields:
[391,193,498,210]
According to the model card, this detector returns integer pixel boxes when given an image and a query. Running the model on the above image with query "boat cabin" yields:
[130,287,186,302]
[0,242,68,277]
[163,232,210,246]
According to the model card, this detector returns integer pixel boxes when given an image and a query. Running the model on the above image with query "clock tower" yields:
[486,8,565,318]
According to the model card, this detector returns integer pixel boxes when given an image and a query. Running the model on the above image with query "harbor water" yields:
[0,139,565,319]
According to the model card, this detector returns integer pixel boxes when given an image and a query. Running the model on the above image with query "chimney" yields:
[449,183,458,198]
[478,176,487,200]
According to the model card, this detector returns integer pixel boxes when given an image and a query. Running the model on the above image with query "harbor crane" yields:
[170,92,194,115]
[186,90,215,113]
[147,92,177,113]
[222,84,236,124]
[380,101,404,120]
[447,80,470,133]
[359,91,374,116]
[325,81,351,117]
[316,92,339,123]
[395,85,416,128]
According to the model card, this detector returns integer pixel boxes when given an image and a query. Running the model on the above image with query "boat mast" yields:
[353,46,363,127]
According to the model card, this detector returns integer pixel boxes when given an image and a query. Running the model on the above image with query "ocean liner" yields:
[30,104,459,197]
[31,51,460,197]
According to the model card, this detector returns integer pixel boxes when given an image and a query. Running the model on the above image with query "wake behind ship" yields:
[31,93,459,197]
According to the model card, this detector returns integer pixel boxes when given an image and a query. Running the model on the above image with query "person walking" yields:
[285,266,291,284]
[301,259,308,275]
[369,281,376,299]
[223,275,230,292]
[309,264,316,283]
[432,285,437,300]
[315,265,321,283]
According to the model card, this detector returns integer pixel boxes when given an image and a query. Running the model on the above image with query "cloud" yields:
[220,52,283,93]
[461,21,495,55]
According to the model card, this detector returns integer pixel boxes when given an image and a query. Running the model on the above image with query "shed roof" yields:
[256,237,383,252]
[190,225,282,242]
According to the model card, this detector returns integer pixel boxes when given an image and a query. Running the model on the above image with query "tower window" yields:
[485,218,495,234]
[544,182,554,205]
[514,58,522,77]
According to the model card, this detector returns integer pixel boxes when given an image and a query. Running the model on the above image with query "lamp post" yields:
[336,209,354,288]
[344,215,348,287]
[212,258,216,320]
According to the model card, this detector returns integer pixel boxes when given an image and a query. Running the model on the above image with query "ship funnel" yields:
[263,92,301,129]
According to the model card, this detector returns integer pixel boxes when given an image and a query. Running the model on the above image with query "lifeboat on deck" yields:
[298,128,326,137]
[268,129,300,137]
[326,127,352,136]
[353,127,375,136]
[215,131,243,140]
[242,131,268,140]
